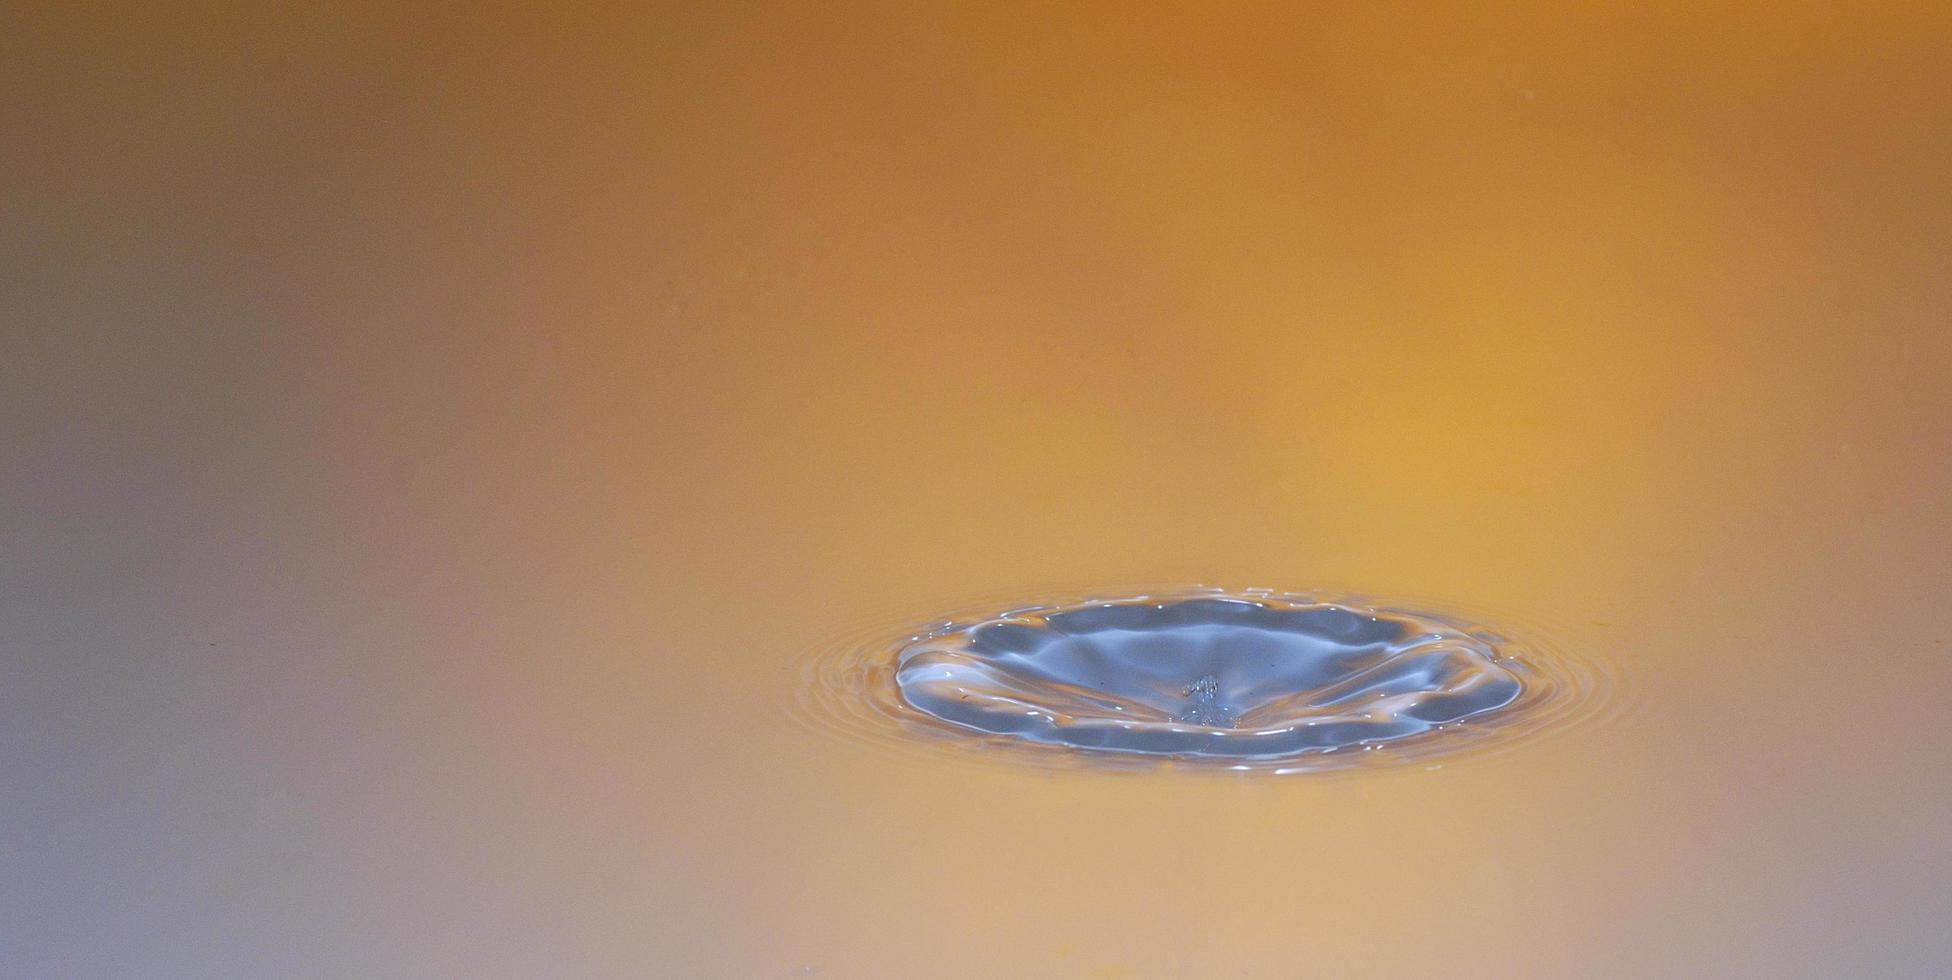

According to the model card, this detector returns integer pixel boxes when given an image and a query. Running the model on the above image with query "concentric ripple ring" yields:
[894,592,1539,761]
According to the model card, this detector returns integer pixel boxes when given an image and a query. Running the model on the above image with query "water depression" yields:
[893,593,1529,760]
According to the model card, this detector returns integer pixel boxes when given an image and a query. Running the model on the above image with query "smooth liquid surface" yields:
[4,2,1950,978]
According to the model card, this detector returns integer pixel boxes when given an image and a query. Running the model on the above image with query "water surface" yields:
[6,3,1949,978]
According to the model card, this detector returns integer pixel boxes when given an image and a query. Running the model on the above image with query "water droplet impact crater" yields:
[894,592,1527,760]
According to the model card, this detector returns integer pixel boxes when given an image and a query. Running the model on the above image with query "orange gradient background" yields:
[4,2,1949,976]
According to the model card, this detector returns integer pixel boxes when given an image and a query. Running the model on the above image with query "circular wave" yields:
[792,587,1615,774]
